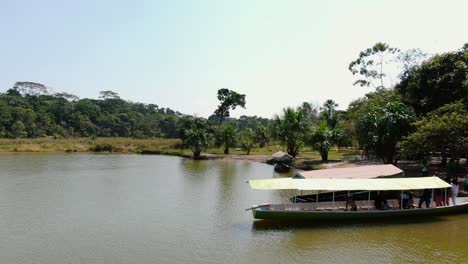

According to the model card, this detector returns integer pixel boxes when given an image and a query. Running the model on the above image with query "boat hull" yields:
[252,200,468,220]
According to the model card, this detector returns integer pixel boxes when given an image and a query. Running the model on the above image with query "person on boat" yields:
[433,189,444,207]
[418,189,432,208]
[382,199,390,210]
[451,179,459,205]
[401,191,413,209]
[345,195,357,211]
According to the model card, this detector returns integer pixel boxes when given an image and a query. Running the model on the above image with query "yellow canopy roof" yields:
[248,177,450,191]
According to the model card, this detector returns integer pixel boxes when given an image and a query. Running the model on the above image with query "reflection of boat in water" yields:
[247,165,468,220]
[274,162,291,173]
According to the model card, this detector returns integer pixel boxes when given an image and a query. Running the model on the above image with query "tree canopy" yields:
[355,91,415,164]
[271,107,309,157]
[395,45,468,115]
[401,101,468,162]
[213,88,246,125]
[349,42,399,90]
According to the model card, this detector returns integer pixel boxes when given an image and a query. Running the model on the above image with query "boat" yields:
[247,167,468,220]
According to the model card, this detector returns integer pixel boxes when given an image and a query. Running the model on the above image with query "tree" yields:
[401,101,468,164]
[309,121,333,162]
[54,92,79,101]
[254,125,270,148]
[12,82,48,96]
[239,128,256,155]
[395,45,468,115]
[319,99,339,129]
[355,91,415,164]
[214,88,246,126]
[309,100,346,162]
[216,124,236,154]
[349,42,399,90]
[299,101,319,123]
[99,90,121,100]
[11,120,27,138]
[182,118,213,159]
[271,107,309,157]
[396,48,428,79]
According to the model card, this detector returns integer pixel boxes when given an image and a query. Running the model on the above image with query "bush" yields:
[89,143,115,152]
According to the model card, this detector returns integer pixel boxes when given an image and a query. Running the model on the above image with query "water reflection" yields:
[180,159,210,176]
[0,154,467,264]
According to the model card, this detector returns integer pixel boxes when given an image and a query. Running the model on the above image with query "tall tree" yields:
[271,107,309,157]
[12,82,48,96]
[99,90,121,100]
[214,88,246,126]
[349,42,399,90]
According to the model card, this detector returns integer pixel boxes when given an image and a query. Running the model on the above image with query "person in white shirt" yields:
[451,179,459,205]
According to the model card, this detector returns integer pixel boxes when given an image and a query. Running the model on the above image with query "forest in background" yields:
[1,43,467,165]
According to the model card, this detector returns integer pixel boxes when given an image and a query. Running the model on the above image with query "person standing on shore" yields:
[451,179,459,205]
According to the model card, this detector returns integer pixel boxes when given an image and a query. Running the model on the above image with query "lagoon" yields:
[0,154,467,263]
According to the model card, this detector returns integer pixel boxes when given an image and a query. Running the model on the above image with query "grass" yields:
[0,138,360,164]
[0,137,181,153]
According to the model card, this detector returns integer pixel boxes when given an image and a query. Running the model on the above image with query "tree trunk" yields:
[224,146,229,154]
[320,150,328,162]
[193,150,201,160]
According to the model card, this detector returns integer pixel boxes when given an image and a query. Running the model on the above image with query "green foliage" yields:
[11,121,27,138]
[213,88,246,125]
[254,125,270,148]
[355,91,415,163]
[216,124,236,154]
[89,143,116,152]
[401,101,468,161]
[181,118,213,159]
[319,99,339,129]
[239,128,256,155]
[271,107,309,157]
[309,100,347,161]
[395,46,468,115]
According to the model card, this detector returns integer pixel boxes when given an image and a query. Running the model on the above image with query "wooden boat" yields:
[247,175,468,220]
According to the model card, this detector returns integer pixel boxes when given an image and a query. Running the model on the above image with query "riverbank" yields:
[0,137,360,169]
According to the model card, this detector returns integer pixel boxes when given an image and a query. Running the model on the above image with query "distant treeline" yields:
[0,84,268,139]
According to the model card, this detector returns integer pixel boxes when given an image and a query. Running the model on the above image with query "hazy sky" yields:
[1,0,467,118]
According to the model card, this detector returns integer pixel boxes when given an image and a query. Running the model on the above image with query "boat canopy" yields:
[295,164,403,179]
[248,177,450,191]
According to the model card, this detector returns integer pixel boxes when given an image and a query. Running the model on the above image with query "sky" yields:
[1,0,467,118]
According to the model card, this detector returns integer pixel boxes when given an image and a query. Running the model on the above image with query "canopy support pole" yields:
[445,188,448,206]
[368,191,371,211]
[332,192,335,209]
[401,191,403,210]
[316,193,319,207]
[431,189,434,208]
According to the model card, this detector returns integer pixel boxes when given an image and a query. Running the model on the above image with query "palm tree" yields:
[309,120,343,162]
[271,107,309,157]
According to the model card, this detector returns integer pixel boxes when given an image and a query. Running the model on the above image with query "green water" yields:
[0,153,466,263]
